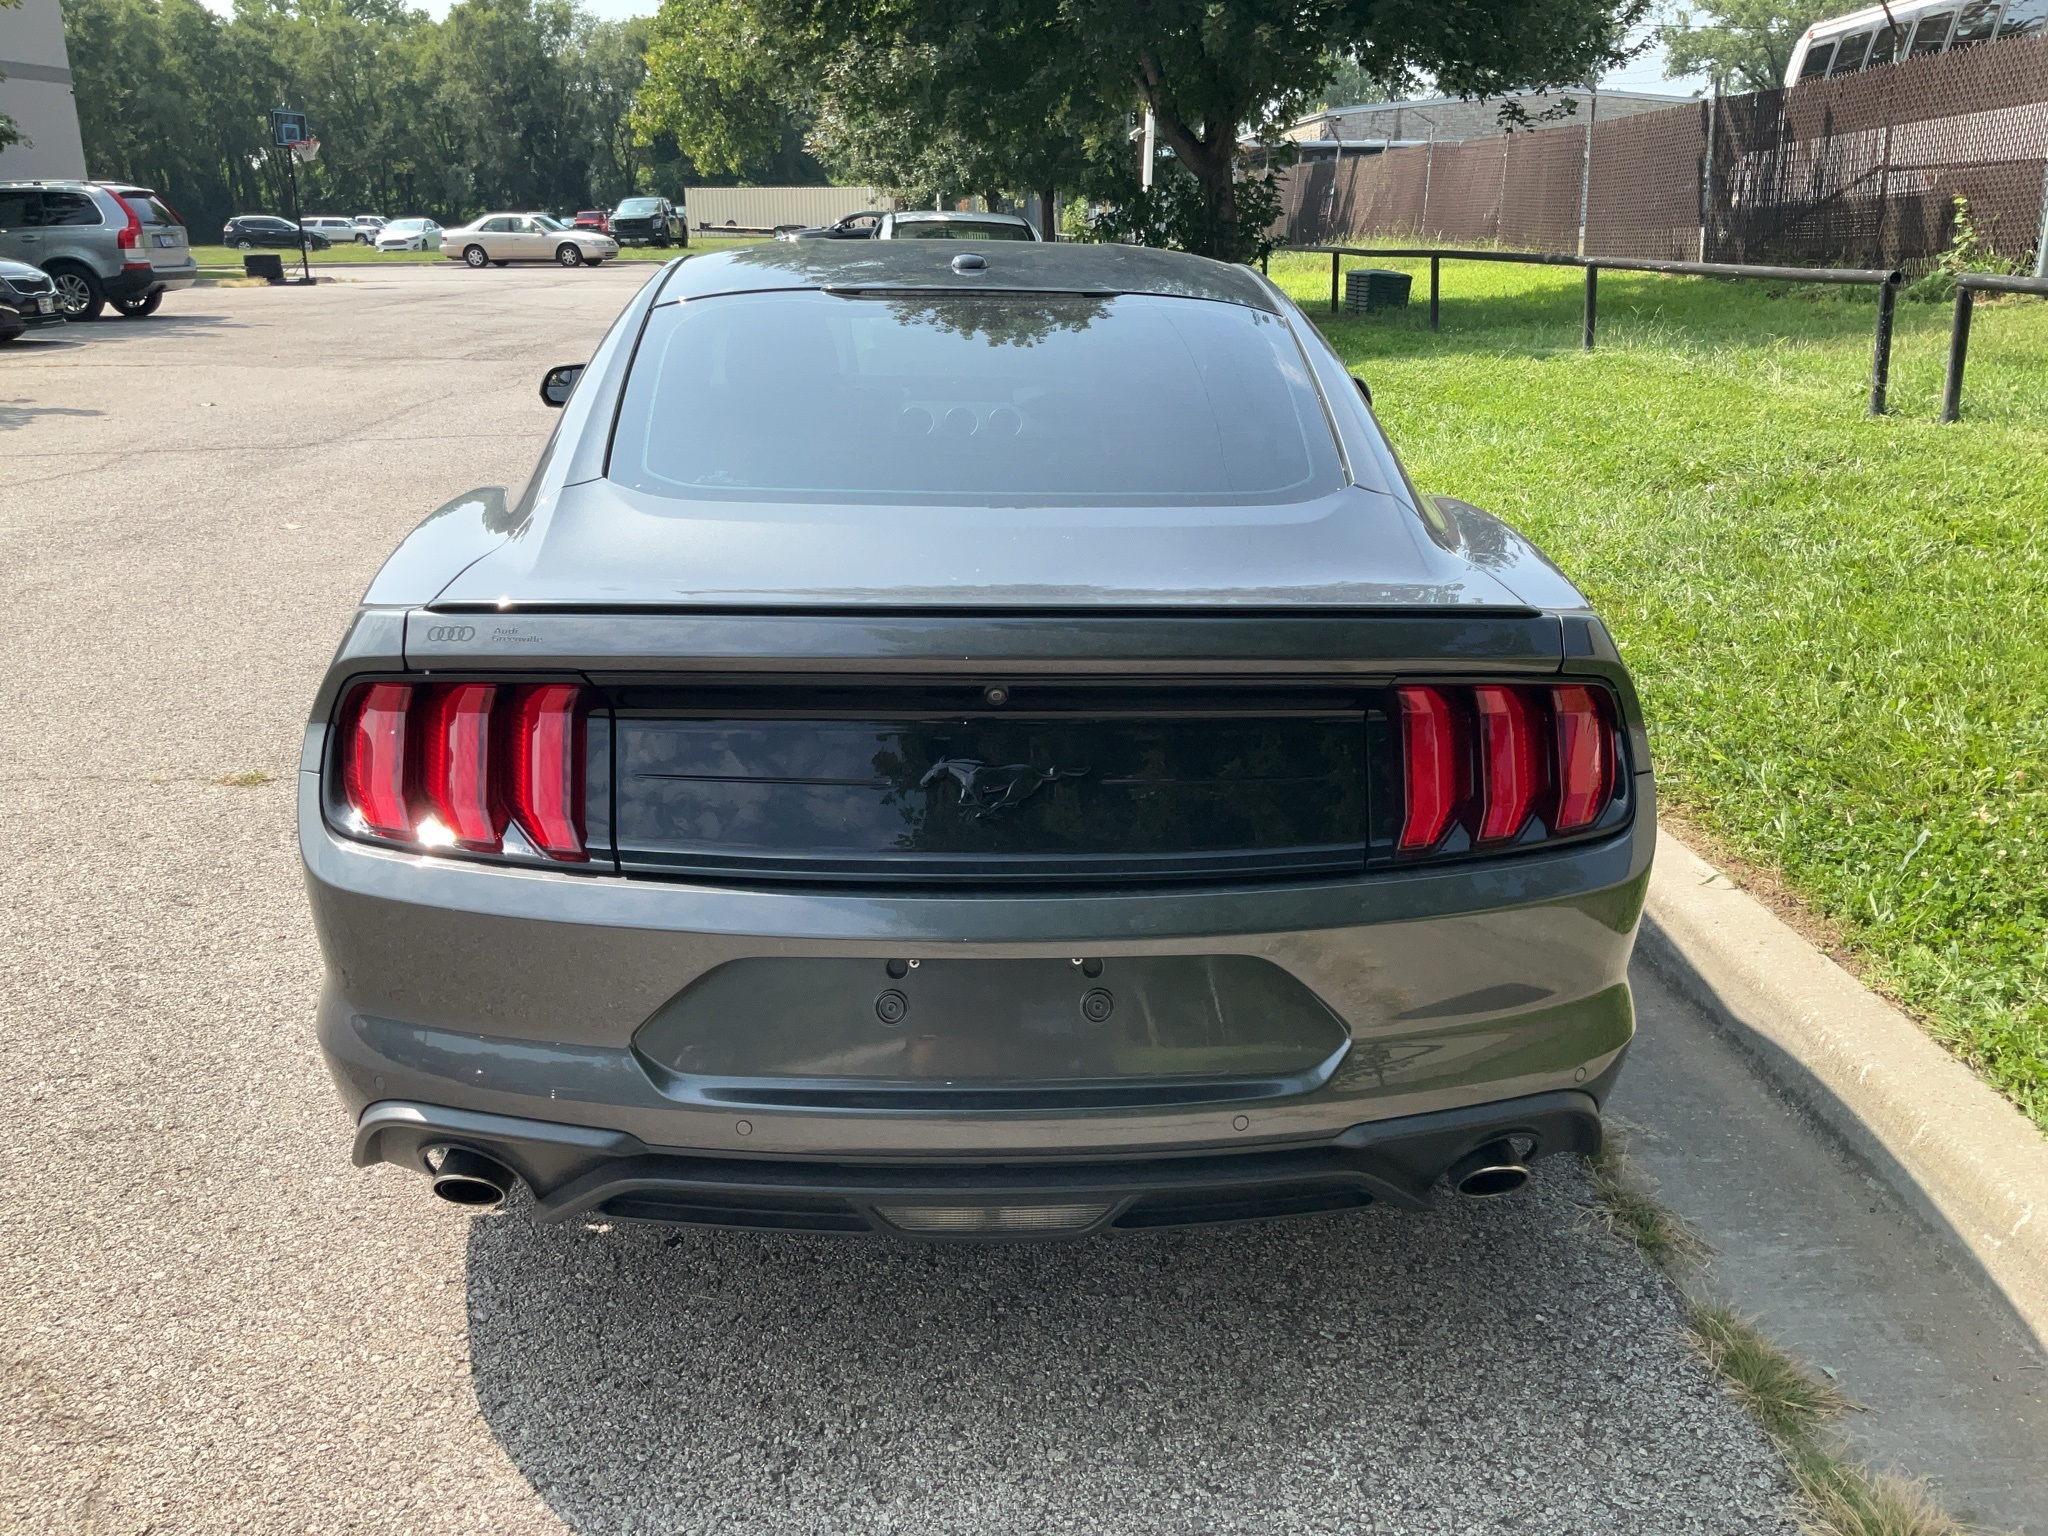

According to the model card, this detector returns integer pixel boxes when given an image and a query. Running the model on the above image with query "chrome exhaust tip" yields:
[427,1146,512,1208]
[1450,1139,1532,1198]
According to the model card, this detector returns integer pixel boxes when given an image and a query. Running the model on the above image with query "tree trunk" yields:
[1136,54,1243,261]
[1039,186,1056,242]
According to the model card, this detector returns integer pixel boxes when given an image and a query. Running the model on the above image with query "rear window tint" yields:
[121,194,178,225]
[42,191,103,226]
[609,290,1348,508]
[891,220,1034,240]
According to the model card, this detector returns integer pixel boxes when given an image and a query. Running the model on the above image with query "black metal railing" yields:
[1940,271,2048,423]
[1279,245,1906,417]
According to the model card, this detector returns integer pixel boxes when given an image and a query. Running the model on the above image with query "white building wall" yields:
[686,186,889,230]
[0,0,88,180]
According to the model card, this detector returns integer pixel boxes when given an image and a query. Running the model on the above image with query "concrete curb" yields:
[1640,829,2048,1341]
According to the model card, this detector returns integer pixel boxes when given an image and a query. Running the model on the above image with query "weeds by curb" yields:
[1584,1138,1987,1536]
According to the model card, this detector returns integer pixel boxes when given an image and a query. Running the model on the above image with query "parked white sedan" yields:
[442,213,618,268]
[375,217,443,253]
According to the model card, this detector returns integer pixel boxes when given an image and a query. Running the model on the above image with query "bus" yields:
[1784,0,2047,86]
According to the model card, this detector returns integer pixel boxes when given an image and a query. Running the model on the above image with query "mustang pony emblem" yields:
[919,758,1089,819]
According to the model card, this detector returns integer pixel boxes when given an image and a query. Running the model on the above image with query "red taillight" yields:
[343,682,413,838]
[338,680,588,862]
[1396,685,1460,850]
[114,194,147,262]
[418,682,501,849]
[1474,685,1543,843]
[1395,682,1621,855]
[1552,685,1613,832]
[508,684,587,861]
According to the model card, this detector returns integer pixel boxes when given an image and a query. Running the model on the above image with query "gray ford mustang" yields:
[301,241,1653,1239]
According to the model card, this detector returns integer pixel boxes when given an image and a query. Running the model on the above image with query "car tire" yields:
[234,239,255,252]
[491,260,509,268]
[555,243,584,267]
[585,258,603,267]
[113,289,164,319]
[463,245,489,269]
[46,262,106,321]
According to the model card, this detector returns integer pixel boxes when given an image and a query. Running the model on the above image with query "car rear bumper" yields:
[304,763,1653,1184]
[105,263,197,299]
[354,1077,1616,1235]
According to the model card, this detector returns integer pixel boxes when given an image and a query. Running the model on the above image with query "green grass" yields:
[1269,249,2048,1132]
[190,232,768,269]
[1586,1140,1969,1535]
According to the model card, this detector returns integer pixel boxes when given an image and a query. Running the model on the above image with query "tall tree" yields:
[1658,0,1840,93]
[664,0,1649,261]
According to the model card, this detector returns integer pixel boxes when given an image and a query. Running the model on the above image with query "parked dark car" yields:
[222,215,330,251]
[778,210,888,241]
[0,255,66,340]
[305,241,1651,1240]
[607,196,686,246]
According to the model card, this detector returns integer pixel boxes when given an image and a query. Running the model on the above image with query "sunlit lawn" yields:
[1267,249,2048,1127]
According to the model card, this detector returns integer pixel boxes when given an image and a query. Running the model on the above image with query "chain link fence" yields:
[1278,35,2048,267]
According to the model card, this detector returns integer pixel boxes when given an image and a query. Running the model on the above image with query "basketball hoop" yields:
[290,137,321,164]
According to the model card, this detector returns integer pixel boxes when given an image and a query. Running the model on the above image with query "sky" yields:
[196,0,1707,99]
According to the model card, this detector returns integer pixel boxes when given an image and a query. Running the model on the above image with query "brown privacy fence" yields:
[1278,35,2048,267]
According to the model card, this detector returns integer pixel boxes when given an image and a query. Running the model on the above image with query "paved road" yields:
[5,265,1802,1534]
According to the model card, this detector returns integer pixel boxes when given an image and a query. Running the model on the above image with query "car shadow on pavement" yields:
[465,1160,1797,1536]
[0,398,105,431]
[19,314,239,351]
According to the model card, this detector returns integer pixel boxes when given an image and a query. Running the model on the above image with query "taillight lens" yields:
[338,680,588,862]
[508,684,587,861]
[1474,685,1544,843]
[342,682,413,839]
[114,194,146,260]
[417,682,501,849]
[1552,685,1614,832]
[1394,682,1622,855]
[1396,686,1460,850]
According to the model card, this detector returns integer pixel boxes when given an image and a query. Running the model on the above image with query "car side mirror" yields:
[540,363,585,407]
[1353,375,1373,408]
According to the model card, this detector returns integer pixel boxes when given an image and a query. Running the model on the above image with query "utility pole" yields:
[1141,109,1156,190]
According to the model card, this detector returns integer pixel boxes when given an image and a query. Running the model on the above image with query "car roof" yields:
[659,241,1279,311]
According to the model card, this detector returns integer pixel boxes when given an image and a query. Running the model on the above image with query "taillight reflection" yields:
[1395,682,1620,855]
[338,680,587,862]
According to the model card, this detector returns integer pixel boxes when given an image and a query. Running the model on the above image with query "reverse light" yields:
[338,680,588,862]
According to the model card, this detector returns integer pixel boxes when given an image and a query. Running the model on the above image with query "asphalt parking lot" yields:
[0,264,1995,1533]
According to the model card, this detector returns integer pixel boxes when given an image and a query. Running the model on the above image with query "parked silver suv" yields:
[0,180,198,319]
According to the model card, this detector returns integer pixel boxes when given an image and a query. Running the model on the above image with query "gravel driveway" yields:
[1,266,1795,1535]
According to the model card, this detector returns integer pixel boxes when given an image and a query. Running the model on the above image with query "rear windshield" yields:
[609,290,1346,507]
[891,219,1034,241]
[118,192,178,225]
